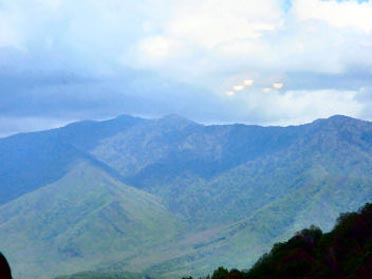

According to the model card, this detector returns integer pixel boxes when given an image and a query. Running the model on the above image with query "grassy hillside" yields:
[53,203,372,279]
[0,161,180,279]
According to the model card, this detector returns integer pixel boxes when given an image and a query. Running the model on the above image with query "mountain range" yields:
[0,114,371,279]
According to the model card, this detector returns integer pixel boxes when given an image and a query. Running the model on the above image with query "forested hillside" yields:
[0,114,371,279]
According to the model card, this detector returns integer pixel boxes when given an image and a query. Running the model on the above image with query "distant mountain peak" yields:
[113,114,143,121]
[327,114,357,121]
[311,114,365,127]
[157,114,198,128]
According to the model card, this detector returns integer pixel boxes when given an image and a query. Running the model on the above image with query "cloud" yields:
[273,82,284,89]
[233,85,245,91]
[293,0,372,33]
[244,79,254,86]
[265,89,364,125]
[165,0,283,49]
[0,0,372,136]
[2,0,372,79]
[127,0,372,88]
[137,36,180,65]
[127,0,288,85]
[0,5,24,48]
[221,87,367,126]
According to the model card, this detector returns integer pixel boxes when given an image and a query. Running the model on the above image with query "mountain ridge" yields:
[0,114,371,279]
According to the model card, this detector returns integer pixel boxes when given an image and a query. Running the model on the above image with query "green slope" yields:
[0,114,371,279]
[0,161,180,279]
[116,173,371,279]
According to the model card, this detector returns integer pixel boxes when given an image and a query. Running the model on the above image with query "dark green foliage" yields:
[211,267,229,279]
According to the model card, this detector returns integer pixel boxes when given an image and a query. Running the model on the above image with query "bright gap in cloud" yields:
[226,88,366,126]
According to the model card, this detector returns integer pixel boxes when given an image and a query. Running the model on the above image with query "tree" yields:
[211,266,229,279]
[0,252,12,279]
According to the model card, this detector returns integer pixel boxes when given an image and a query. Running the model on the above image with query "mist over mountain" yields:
[0,114,371,279]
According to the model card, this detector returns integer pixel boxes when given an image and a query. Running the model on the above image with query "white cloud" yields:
[132,0,285,77]
[273,82,284,89]
[137,36,180,64]
[269,89,363,125]
[165,0,283,49]
[2,0,372,79]
[226,88,365,125]
[130,0,372,85]
[244,79,254,86]
[293,0,372,33]
[0,7,24,48]
[233,85,245,91]
[225,91,235,97]
[0,0,67,48]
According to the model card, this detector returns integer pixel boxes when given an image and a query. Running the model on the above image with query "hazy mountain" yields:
[0,115,145,205]
[0,114,371,279]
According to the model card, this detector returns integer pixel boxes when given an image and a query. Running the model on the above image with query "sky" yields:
[1,0,372,136]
